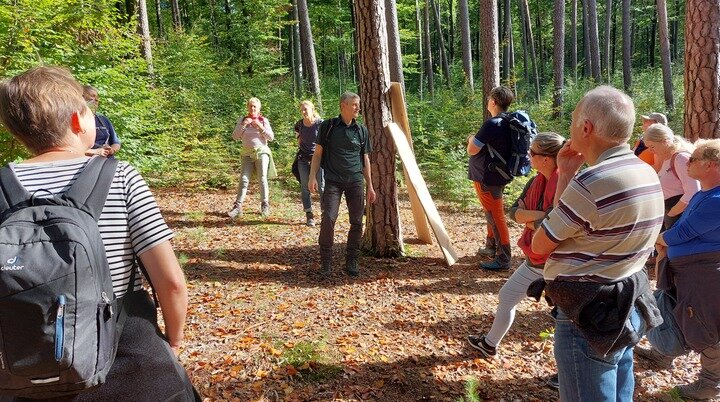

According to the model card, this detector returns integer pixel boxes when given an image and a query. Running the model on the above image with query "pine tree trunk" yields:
[519,3,529,82]
[416,0,424,98]
[572,0,578,81]
[506,0,515,89]
[520,0,540,100]
[501,0,509,81]
[459,0,474,91]
[583,0,592,77]
[448,0,455,63]
[684,0,720,140]
[657,0,673,109]
[603,0,612,80]
[385,0,405,90]
[536,0,546,82]
[170,0,182,30]
[291,0,303,97]
[137,0,154,76]
[622,0,632,91]
[649,14,656,67]
[480,0,500,119]
[423,0,435,97]
[587,0,602,81]
[353,0,403,258]
[154,0,164,37]
[553,0,565,117]
[431,0,451,86]
[297,0,322,105]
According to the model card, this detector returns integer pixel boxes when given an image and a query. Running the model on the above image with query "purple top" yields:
[294,118,322,158]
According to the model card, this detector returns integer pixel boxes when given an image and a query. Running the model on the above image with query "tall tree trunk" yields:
[572,0,578,81]
[459,0,474,91]
[649,13,657,67]
[297,0,322,105]
[603,0,612,80]
[291,0,303,97]
[416,0,424,98]
[350,0,361,87]
[448,0,455,63]
[170,0,182,30]
[611,0,618,73]
[501,0,509,81]
[208,0,219,46]
[431,0,451,86]
[657,0,673,108]
[423,0,435,97]
[353,0,403,258]
[684,0,720,140]
[583,0,592,77]
[519,2,529,82]
[506,0,515,88]
[480,0,500,119]
[385,0,405,90]
[154,0,164,37]
[520,0,540,100]
[536,0,546,82]
[553,0,565,117]
[622,0,632,91]
[587,0,602,81]
[671,0,680,60]
[137,0,154,76]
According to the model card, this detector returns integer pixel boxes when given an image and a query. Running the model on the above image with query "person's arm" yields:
[105,117,121,154]
[138,241,188,354]
[363,153,376,204]
[531,226,560,255]
[509,177,546,223]
[232,119,249,140]
[668,153,700,217]
[309,144,323,193]
[467,134,483,155]
[85,147,109,157]
[662,196,720,245]
[260,119,274,142]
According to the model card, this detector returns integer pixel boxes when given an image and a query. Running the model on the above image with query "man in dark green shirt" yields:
[309,92,376,277]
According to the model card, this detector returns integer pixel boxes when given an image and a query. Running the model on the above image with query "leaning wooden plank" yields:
[386,122,458,266]
[388,82,433,244]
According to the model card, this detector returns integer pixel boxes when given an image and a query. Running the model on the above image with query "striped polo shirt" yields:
[542,145,664,282]
[11,157,174,296]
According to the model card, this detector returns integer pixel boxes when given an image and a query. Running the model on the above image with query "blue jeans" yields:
[319,180,365,262]
[554,307,645,402]
[297,158,324,212]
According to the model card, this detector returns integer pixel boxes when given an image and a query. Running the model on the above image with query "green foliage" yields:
[539,327,555,341]
[277,340,342,382]
[457,377,481,402]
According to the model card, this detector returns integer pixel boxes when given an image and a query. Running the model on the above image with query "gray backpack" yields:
[0,156,129,398]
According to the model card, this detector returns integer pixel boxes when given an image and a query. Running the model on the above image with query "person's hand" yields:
[467,134,474,144]
[525,222,535,230]
[103,145,115,155]
[655,243,667,261]
[309,177,318,193]
[556,140,585,175]
[170,345,181,357]
[95,148,109,157]
[242,117,253,127]
[367,186,377,204]
[251,119,263,129]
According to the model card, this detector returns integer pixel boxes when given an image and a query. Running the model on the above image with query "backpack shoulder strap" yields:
[62,156,119,221]
[0,164,32,213]
[669,151,690,180]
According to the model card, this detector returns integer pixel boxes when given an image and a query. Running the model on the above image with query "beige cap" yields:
[641,112,668,125]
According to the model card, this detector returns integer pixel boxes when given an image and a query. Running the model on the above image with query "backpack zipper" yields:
[55,295,65,361]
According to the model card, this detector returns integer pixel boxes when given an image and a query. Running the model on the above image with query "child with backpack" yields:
[467,86,536,271]
[0,66,196,400]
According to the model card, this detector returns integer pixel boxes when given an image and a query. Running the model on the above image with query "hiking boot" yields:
[480,258,511,271]
[320,260,332,277]
[306,211,315,227]
[675,377,720,400]
[345,258,359,277]
[261,202,270,218]
[545,373,559,390]
[635,346,674,370]
[467,334,497,358]
[476,238,497,257]
[228,204,243,219]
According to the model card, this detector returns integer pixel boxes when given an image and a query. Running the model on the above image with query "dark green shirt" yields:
[318,116,372,184]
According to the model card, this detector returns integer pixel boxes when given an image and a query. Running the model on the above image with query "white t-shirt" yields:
[11,157,174,296]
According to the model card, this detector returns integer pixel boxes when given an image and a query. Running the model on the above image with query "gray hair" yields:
[643,123,694,153]
[533,132,565,157]
[247,97,261,108]
[340,91,360,104]
[693,139,720,164]
[577,86,635,143]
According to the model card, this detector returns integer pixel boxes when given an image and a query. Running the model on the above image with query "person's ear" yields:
[70,111,83,134]
[583,119,593,138]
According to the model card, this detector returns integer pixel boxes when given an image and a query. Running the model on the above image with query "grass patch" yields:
[277,340,342,382]
[183,211,206,222]
[177,252,190,268]
[667,387,684,401]
[456,377,481,402]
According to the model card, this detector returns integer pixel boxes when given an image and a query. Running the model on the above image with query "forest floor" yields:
[158,182,700,402]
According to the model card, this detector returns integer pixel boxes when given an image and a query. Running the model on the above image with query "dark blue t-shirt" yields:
[468,116,512,186]
[318,116,371,184]
[92,113,120,149]
[294,118,322,160]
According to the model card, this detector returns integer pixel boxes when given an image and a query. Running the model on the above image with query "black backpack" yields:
[0,156,129,398]
[487,110,538,180]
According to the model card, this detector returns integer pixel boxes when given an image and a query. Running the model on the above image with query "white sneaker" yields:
[228,205,242,218]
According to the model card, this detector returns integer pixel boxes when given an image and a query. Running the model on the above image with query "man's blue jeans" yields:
[319,180,364,263]
[554,307,645,402]
[297,158,324,212]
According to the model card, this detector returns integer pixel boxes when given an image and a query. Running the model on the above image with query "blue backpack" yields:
[487,110,538,180]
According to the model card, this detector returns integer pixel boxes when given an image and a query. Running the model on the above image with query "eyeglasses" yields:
[529,149,550,157]
[688,155,702,163]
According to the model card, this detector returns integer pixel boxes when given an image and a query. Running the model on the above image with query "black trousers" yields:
[319,180,365,262]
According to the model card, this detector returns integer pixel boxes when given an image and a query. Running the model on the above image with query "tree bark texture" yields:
[459,0,474,91]
[572,0,578,81]
[684,0,720,140]
[656,0,673,109]
[520,0,539,100]
[353,0,403,258]
[423,0,435,97]
[603,0,612,80]
[291,0,303,97]
[622,0,632,91]
[137,0,154,75]
[171,0,182,30]
[552,0,565,117]
[415,0,424,98]
[583,0,592,77]
[501,0,509,81]
[587,0,602,81]
[431,0,451,85]
[297,0,322,105]
[480,0,500,119]
[154,0,164,37]
[385,0,405,90]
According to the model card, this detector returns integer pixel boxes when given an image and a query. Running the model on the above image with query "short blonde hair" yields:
[299,100,320,119]
[533,132,565,157]
[0,66,87,155]
[693,139,720,164]
[643,123,694,154]
[247,97,261,109]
